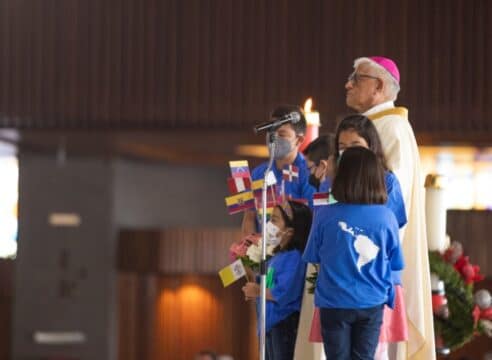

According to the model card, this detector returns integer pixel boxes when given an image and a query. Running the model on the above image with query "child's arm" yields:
[241,210,256,237]
[386,219,405,272]
[244,266,255,282]
[385,172,407,228]
[242,282,274,301]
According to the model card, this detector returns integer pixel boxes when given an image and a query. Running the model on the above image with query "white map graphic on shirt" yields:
[338,221,380,271]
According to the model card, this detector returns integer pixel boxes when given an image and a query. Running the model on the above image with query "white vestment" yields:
[367,104,436,360]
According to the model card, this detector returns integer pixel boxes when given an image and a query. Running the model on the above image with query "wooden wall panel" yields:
[118,274,255,360]
[0,260,13,360]
[159,228,242,274]
[118,273,158,360]
[0,0,491,138]
[118,228,242,274]
[447,210,492,277]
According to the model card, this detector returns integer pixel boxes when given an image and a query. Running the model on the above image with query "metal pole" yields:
[259,131,276,360]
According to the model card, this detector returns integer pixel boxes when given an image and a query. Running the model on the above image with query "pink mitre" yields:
[358,56,400,84]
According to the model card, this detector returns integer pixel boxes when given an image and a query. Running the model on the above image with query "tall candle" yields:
[425,174,448,252]
[299,98,320,152]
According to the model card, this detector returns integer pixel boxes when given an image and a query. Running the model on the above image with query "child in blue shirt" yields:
[242,200,312,360]
[335,115,409,351]
[242,105,315,235]
[303,147,404,360]
[335,114,406,229]
[303,134,337,193]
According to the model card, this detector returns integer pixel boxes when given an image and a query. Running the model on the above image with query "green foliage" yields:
[239,256,260,272]
[238,254,272,273]
[428,251,476,350]
[306,269,318,294]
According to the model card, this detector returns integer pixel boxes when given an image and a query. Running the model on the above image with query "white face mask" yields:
[265,221,281,246]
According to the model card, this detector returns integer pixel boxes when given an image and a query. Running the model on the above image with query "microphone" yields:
[253,112,301,133]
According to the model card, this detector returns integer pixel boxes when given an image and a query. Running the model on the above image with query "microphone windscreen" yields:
[290,112,301,123]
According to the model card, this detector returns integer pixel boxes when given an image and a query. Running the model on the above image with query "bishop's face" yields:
[345,63,382,113]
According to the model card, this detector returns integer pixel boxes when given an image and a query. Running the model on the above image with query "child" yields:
[335,114,406,228]
[305,115,408,353]
[242,200,312,360]
[334,115,409,354]
[303,134,337,192]
[303,147,404,359]
[294,134,337,359]
[242,105,315,236]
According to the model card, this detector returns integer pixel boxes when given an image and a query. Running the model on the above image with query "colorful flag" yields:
[313,192,329,206]
[229,160,250,179]
[225,191,255,214]
[227,177,251,194]
[253,184,278,206]
[252,179,277,193]
[282,165,299,182]
[251,179,263,192]
[256,206,274,219]
[218,259,246,287]
[313,192,337,206]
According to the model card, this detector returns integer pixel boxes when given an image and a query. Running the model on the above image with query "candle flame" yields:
[303,98,313,113]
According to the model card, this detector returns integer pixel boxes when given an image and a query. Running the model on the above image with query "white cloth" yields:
[293,263,325,360]
[367,106,436,360]
[363,100,395,117]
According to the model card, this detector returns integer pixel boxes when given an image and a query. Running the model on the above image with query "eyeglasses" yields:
[347,72,380,84]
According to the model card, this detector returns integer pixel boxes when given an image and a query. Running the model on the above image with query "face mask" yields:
[308,173,321,191]
[269,136,294,160]
[265,221,281,246]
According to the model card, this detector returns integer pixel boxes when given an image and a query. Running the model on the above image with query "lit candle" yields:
[299,98,321,152]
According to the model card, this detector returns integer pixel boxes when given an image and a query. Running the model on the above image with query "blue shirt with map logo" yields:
[303,203,404,309]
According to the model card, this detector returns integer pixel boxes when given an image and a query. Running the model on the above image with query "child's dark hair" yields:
[275,200,312,253]
[303,134,336,165]
[331,147,387,204]
[334,114,389,170]
[271,105,307,136]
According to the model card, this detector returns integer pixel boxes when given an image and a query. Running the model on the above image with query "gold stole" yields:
[367,106,408,121]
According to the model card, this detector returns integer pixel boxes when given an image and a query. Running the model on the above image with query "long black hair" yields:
[275,200,312,252]
[331,147,387,204]
[335,114,389,171]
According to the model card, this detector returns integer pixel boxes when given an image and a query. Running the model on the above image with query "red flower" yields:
[481,307,492,321]
[454,256,484,284]
[473,305,492,327]
[473,305,481,326]
[453,255,469,272]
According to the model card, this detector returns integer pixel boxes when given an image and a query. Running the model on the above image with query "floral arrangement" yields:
[429,241,491,351]
[229,233,275,271]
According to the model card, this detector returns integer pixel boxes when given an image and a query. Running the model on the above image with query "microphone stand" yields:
[259,129,276,360]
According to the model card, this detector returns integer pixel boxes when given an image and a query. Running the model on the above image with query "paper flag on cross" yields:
[282,165,299,182]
